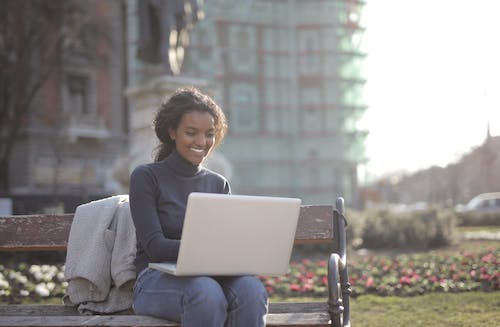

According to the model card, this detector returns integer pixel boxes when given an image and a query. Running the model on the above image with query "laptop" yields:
[148,192,301,276]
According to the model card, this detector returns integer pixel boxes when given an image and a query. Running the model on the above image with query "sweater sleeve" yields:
[129,166,180,262]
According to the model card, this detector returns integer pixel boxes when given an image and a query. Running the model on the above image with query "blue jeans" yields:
[133,268,268,327]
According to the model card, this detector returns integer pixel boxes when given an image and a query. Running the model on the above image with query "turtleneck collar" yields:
[162,149,203,177]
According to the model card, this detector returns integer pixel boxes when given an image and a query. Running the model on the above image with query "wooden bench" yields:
[0,198,351,327]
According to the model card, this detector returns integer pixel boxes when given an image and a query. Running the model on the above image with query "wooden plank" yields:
[0,205,334,251]
[0,305,83,316]
[270,302,329,314]
[0,302,329,316]
[267,312,331,326]
[0,214,73,251]
[0,315,177,327]
[0,313,331,327]
[295,206,333,243]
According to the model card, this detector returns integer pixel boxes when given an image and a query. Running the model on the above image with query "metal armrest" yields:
[327,197,351,327]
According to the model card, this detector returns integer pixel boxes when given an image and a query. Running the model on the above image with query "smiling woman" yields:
[128,87,268,326]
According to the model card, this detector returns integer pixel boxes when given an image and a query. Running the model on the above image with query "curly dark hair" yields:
[152,87,228,162]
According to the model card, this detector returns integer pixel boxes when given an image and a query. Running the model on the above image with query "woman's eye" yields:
[207,133,215,138]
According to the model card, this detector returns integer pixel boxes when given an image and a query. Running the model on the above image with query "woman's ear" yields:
[168,128,176,141]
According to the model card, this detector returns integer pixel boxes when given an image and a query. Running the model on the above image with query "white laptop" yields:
[148,192,301,276]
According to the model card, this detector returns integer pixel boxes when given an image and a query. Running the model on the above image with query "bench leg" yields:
[340,265,352,327]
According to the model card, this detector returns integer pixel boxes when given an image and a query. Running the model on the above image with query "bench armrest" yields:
[327,197,351,327]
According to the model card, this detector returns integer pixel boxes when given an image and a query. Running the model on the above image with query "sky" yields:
[358,0,500,180]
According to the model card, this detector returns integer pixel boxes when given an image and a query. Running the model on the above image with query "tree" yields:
[0,0,65,193]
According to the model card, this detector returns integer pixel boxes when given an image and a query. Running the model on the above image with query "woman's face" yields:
[169,110,216,165]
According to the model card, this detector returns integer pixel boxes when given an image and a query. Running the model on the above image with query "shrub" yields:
[358,208,457,250]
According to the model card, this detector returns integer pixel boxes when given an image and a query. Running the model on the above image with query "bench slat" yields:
[0,302,329,316]
[0,314,330,327]
[0,315,176,327]
[0,206,333,251]
[0,303,331,327]
[0,214,73,251]
[295,206,333,243]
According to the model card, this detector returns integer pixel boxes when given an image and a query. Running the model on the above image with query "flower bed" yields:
[0,263,67,303]
[1,247,498,303]
[261,247,499,298]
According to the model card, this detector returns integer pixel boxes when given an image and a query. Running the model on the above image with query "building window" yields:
[67,74,89,116]
[308,149,320,186]
[229,25,256,73]
[301,88,322,132]
[299,29,320,74]
[231,87,258,132]
[63,3,89,52]
[196,28,212,60]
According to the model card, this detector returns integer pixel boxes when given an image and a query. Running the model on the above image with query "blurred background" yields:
[0,0,499,215]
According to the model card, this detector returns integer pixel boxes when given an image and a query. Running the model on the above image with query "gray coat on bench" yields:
[63,195,137,314]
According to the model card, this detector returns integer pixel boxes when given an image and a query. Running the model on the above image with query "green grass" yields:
[350,292,500,327]
[271,292,500,326]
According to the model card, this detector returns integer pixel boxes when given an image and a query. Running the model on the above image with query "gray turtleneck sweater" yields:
[129,150,231,273]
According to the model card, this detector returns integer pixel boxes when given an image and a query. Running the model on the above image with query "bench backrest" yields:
[0,205,338,252]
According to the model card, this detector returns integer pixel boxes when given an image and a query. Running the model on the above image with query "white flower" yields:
[9,272,28,284]
[29,265,41,274]
[46,282,56,292]
[0,278,9,289]
[35,283,50,297]
[56,272,65,281]
[33,271,43,281]
[19,289,30,296]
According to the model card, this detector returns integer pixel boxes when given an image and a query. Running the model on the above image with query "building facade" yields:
[3,0,367,213]
[5,1,128,214]
[182,0,367,205]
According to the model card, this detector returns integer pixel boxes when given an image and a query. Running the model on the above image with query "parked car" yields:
[456,192,500,213]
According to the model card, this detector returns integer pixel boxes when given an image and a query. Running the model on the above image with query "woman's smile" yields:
[169,111,216,165]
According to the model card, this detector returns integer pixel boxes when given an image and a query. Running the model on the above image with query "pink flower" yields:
[322,276,328,285]
[303,282,313,292]
[400,276,412,285]
[480,273,491,281]
[481,253,495,263]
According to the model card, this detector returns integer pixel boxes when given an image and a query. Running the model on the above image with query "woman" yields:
[129,87,268,326]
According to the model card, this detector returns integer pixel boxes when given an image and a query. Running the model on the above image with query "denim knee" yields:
[226,276,268,307]
[183,276,228,317]
[220,276,268,327]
